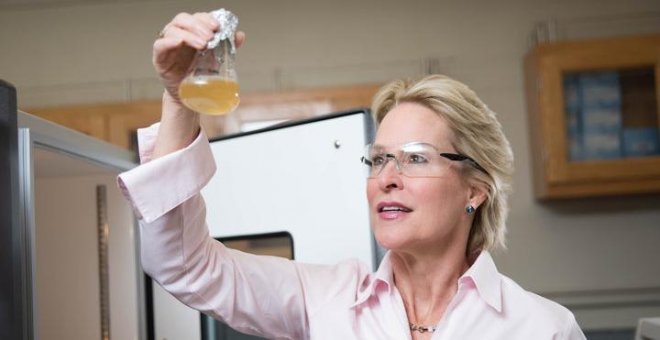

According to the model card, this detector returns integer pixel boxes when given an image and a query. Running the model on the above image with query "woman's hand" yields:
[153,12,246,102]
[151,12,245,158]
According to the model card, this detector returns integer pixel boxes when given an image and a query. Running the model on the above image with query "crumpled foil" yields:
[207,8,239,52]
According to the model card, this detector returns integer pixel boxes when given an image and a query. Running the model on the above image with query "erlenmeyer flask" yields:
[178,9,239,116]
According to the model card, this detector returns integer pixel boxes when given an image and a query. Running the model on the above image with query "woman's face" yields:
[367,102,475,255]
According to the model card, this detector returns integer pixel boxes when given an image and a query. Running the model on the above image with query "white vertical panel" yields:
[204,112,373,267]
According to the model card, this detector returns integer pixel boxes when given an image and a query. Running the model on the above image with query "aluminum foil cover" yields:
[207,9,239,52]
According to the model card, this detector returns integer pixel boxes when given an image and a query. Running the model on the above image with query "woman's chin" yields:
[374,231,409,251]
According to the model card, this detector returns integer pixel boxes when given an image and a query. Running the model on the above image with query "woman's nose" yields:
[377,158,404,190]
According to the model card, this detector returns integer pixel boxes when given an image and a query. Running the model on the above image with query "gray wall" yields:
[2,0,660,332]
[34,159,139,340]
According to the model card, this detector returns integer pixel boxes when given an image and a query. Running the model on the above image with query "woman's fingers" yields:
[157,11,245,50]
[235,31,246,49]
[191,12,219,32]
[158,13,214,47]
[157,24,208,50]
[173,12,216,41]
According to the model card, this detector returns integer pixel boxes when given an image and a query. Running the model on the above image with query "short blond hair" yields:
[371,75,514,254]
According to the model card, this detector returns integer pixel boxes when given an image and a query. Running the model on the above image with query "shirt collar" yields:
[351,251,502,312]
[460,251,502,312]
[350,252,394,308]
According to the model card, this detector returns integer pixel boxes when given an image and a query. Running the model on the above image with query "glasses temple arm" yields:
[440,153,488,175]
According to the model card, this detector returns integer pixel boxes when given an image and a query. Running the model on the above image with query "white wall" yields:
[5,0,660,331]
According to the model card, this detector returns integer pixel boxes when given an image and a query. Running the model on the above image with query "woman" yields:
[118,12,586,339]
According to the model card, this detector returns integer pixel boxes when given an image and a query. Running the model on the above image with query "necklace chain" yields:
[405,299,437,334]
[409,322,437,333]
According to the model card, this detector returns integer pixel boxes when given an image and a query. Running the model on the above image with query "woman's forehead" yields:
[374,103,454,147]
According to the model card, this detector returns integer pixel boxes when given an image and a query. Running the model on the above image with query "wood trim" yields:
[533,34,660,71]
[524,47,550,198]
[543,177,660,199]
[238,83,381,107]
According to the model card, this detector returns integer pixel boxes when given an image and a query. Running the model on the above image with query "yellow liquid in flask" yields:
[179,77,240,115]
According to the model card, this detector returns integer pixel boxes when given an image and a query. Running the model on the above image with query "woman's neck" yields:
[391,245,470,336]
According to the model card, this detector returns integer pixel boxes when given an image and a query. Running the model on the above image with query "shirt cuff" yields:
[116,123,216,223]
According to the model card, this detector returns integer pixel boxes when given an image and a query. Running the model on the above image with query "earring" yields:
[465,205,475,215]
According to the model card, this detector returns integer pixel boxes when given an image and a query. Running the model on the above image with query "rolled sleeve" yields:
[117,123,216,223]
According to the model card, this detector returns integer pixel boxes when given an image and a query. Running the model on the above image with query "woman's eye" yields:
[371,155,386,166]
[406,153,429,164]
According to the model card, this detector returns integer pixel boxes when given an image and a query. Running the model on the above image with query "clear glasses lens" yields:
[363,143,447,178]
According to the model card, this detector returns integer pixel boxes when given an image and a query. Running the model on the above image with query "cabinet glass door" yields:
[563,66,659,162]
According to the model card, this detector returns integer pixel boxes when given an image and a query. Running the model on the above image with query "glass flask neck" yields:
[192,39,236,78]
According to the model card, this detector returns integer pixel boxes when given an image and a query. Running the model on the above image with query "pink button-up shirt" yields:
[118,124,586,340]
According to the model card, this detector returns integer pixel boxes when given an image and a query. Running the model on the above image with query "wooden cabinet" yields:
[25,101,161,151]
[524,34,660,199]
[24,84,380,152]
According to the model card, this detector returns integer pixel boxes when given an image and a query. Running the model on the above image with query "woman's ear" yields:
[467,181,488,210]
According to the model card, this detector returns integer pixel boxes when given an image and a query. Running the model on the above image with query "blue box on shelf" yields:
[623,127,660,157]
[571,71,624,161]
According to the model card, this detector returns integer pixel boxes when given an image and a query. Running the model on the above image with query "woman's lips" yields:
[376,201,412,220]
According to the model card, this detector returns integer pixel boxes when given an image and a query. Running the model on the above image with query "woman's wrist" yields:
[153,90,201,159]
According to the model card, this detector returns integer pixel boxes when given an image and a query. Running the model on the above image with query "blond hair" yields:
[371,75,514,254]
